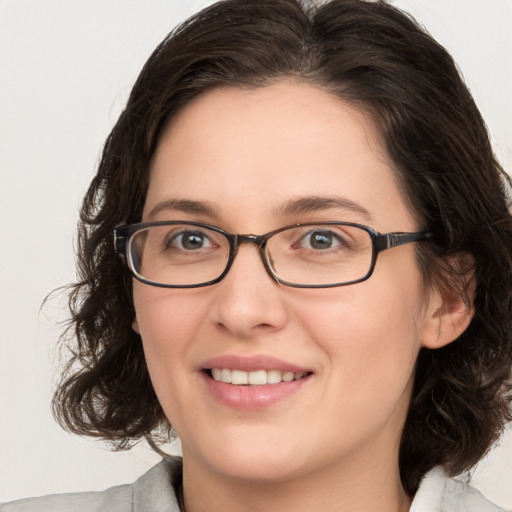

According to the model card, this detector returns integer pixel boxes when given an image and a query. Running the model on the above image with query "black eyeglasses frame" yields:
[114,221,433,289]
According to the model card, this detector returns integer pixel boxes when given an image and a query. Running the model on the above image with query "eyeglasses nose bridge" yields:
[231,233,268,258]
[235,233,265,245]
[227,233,277,282]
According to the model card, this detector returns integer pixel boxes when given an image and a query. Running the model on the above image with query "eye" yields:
[169,230,214,251]
[300,230,343,250]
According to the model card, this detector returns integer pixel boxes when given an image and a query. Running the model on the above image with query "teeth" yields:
[231,370,248,385]
[248,370,267,385]
[210,369,307,385]
[267,369,282,384]
[282,371,295,382]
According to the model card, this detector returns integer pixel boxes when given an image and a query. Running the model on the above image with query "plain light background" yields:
[1,0,511,506]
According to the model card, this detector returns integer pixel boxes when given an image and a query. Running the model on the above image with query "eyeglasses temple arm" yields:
[113,225,129,255]
[375,231,433,252]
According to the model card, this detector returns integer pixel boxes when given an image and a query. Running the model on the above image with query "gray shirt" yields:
[2,458,507,512]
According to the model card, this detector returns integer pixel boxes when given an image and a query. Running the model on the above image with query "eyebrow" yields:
[147,195,373,222]
[148,198,220,219]
[275,195,374,221]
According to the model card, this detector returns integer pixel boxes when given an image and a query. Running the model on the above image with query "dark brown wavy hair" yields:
[52,0,512,496]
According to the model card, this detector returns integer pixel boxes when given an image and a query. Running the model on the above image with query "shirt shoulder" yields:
[410,466,509,512]
[1,458,182,512]
[1,484,132,512]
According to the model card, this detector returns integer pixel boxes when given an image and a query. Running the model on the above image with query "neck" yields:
[181,448,412,512]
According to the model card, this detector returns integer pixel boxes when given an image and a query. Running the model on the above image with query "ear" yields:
[132,316,141,335]
[421,257,476,349]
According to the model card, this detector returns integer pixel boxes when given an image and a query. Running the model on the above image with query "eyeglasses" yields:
[114,221,432,289]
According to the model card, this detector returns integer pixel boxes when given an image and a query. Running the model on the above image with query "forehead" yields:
[145,81,415,232]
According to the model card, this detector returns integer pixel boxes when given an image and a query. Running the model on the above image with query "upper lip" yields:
[200,354,311,374]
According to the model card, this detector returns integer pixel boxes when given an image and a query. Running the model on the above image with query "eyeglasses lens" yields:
[128,224,374,287]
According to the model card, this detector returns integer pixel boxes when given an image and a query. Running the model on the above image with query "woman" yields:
[4,0,512,510]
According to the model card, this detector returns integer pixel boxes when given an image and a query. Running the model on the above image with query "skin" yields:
[132,82,473,512]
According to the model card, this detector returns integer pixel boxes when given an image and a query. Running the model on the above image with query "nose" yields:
[211,243,289,339]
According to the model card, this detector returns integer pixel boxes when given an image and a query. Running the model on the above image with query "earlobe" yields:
[421,267,476,350]
[132,317,141,334]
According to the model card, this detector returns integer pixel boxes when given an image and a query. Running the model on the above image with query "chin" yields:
[183,426,312,484]
[212,452,308,484]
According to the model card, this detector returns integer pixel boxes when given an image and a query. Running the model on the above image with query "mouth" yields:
[200,355,313,409]
[206,368,312,386]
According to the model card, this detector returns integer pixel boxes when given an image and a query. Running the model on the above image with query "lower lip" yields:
[202,372,311,410]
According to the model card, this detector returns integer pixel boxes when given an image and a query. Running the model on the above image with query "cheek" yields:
[293,271,425,391]
[133,284,203,345]
[132,285,204,385]
[276,280,425,462]
[132,286,213,433]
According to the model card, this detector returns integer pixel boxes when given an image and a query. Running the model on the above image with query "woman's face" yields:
[133,82,439,484]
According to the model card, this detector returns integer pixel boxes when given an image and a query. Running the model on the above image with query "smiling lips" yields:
[201,356,312,409]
